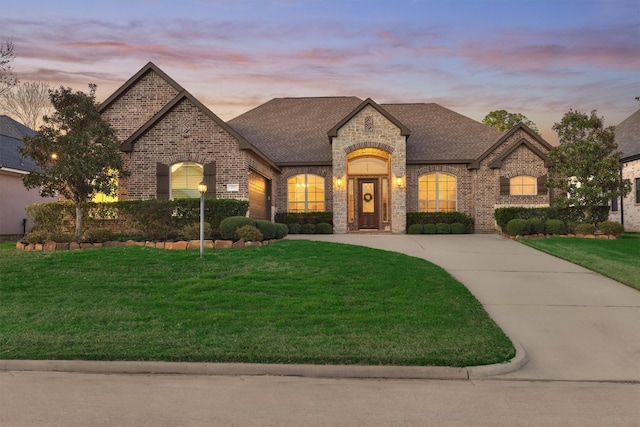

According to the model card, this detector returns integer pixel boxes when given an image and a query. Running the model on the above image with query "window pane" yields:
[348,157,387,175]
[418,172,456,212]
[510,175,536,195]
[171,162,203,200]
[287,174,325,212]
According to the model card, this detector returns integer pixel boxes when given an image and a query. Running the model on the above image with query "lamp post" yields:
[197,181,208,258]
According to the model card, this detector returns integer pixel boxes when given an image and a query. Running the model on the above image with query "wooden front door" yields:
[358,179,378,229]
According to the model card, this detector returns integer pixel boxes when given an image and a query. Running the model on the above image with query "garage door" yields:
[248,171,270,220]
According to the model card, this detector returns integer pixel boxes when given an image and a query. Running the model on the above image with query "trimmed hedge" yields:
[315,222,333,234]
[423,224,437,234]
[406,212,473,233]
[494,206,610,231]
[255,220,277,240]
[450,223,466,234]
[301,223,316,234]
[235,225,263,242]
[407,224,423,234]
[574,223,596,235]
[275,223,289,239]
[436,223,451,234]
[544,219,566,235]
[275,211,333,226]
[25,199,249,241]
[287,223,301,234]
[506,219,531,236]
[597,221,624,237]
[219,216,256,240]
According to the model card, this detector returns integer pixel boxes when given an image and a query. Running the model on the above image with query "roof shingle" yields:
[0,115,39,172]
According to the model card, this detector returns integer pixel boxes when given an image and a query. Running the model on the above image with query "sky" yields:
[2,0,639,144]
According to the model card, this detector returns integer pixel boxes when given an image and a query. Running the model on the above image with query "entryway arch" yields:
[346,148,391,231]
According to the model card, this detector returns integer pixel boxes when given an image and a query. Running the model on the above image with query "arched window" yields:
[347,157,388,175]
[510,175,536,195]
[418,172,457,212]
[287,174,325,212]
[171,162,203,199]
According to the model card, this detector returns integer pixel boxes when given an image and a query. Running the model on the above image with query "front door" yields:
[359,179,378,229]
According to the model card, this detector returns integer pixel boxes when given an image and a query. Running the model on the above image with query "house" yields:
[99,62,554,233]
[0,115,57,240]
[609,108,640,231]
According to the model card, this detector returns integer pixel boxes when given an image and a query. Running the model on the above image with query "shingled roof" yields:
[615,108,640,162]
[228,97,504,165]
[0,115,39,172]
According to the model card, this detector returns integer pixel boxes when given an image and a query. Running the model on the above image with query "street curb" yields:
[0,341,526,380]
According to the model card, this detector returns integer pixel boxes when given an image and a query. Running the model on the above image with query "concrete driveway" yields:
[288,234,640,382]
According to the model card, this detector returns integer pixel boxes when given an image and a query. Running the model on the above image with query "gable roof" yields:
[99,62,185,112]
[615,108,640,162]
[106,63,279,171]
[327,97,411,140]
[469,123,552,169]
[0,115,40,173]
[229,98,504,166]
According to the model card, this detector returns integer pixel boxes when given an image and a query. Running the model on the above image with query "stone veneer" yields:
[610,158,640,231]
[331,106,406,234]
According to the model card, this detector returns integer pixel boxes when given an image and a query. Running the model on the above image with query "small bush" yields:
[83,228,115,243]
[597,221,624,237]
[408,224,423,234]
[301,223,316,234]
[219,216,256,240]
[23,229,53,244]
[255,220,277,240]
[506,219,531,236]
[288,223,301,234]
[423,224,437,234]
[544,219,566,235]
[436,223,451,234]
[50,232,75,243]
[450,223,466,234]
[529,218,544,234]
[275,223,289,239]
[574,223,596,235]
[178,222,212,240]
[235,225,263,242]
[316,222,333,234]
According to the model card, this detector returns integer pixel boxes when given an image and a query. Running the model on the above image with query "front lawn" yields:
[0,240,514,367]
[520,233,640,291]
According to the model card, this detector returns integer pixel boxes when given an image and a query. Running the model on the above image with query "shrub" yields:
[506,219,531,236]
[528,218,544,234]
[23,229,53,244]
[255,220,277,240]
[450,222,466,234]
[178,222,212,240]
[50,232,75,243]
[287,223,301,234]
[235,225,263,242]
[83,228,115,243]
[423,224,437,234]
[544,219,566,235]
[219,216,256,240]
[597,221,624,237]
[574,223,596,235]
[301,223,316,234]
[275,223,289,239]
[407,212,474,233]
[275,211,333,225]
[408,224,423,234]
[436,223,451,234]
[316,222,333,234]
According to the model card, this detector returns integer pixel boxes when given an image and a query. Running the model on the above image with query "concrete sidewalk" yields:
[287,234,640,382]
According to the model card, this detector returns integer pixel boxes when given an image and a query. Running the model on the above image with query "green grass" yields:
[520,233,640,291]
[0,240,514,367]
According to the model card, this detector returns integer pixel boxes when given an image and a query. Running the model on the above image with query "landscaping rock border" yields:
[15,238,277,252]
[504,233,618,240]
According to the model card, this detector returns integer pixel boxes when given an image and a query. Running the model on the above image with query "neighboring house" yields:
[609,108,640,231]
[99,62,554,233]
[0,115,57,240]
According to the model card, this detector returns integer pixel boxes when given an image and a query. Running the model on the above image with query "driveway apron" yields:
[287,234,640,382]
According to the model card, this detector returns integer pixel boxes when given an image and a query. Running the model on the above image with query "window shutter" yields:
[157,163,170,200]
[203,162,216,198]
[537,175,548,195]
[500,176,510,195]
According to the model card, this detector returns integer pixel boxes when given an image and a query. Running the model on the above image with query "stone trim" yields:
[344,141,395,155]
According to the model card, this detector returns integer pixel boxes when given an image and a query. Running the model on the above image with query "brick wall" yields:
[610,158,640,231]
[474,130,551,232]
[406,164,472,215]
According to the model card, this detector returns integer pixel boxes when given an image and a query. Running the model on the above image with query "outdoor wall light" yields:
[336,177,343,188]
[396,176,405,188]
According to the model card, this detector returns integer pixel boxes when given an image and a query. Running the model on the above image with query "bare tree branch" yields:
[1,81,53,129]
[0,38,18,97]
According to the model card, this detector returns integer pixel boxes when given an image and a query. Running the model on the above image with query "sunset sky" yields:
[3,0,639,144]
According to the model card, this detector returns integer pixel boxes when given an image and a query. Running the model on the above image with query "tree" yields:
[0,38,18,97]
[482,109,540,135]
[19,84,129,242]
[1,81,53,129]
[546,109,631,223]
